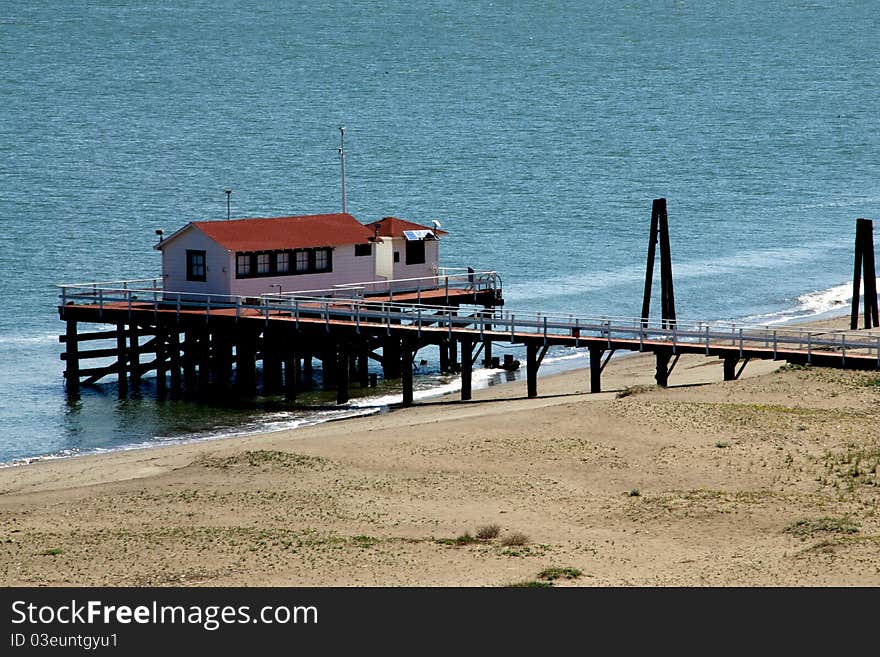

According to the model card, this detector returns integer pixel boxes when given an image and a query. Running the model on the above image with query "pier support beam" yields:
[65,320,80,401]
[401,339,414,407]
[723,355,738,382]
[155,326,167,401]
[461,339,473,401]
[439,339,450,373]
[262,326,283,395]
[116,322,128,400]
[850,218,879,330]
[212,332,233,396]
[589,345,603,393]
[526,343,538,398]
[302,351,313,390]
[235,329,257,397]
[383,337,402,379]
[285,346,299,402]
[337,344,350,405]
[183,331,198,397]
[655,350,671,388]
[197,328,211,394]
[169,330,182,400]
[128,323,140,389]
[357,348,369,388]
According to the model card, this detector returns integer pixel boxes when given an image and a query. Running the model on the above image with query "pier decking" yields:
[58,272,880,406]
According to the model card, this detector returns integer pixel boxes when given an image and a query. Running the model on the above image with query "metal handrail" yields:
[58,279,880,365]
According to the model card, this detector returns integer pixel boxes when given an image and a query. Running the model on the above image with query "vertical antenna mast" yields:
[338,125,347,214]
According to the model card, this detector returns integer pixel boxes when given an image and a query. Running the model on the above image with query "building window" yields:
[295,250,309,273]
[236,254,251,277]
[405,240,425,265]
[314,248,331,272]
[354,243,372,257]
[276,252,289,273]
[393,251,400,263]
[257,253,271,275]
[186,250,207,281]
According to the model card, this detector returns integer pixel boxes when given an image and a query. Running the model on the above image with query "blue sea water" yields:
[2,1,879,463]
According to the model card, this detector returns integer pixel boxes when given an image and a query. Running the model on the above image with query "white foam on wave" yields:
[740,281,854,325]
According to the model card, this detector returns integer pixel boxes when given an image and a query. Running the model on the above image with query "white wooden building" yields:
[156,212,444,297]
[366,216,447,290]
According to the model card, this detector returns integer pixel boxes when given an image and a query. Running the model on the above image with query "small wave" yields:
[0,333,59,346]
[740,281,854,325]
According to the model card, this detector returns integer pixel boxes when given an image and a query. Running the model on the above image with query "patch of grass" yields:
[506,580,553,588]
[537,566,582,581]
[350,535,379,548]
[616,384,653,399]
[784,517,860,538]
[715,441,730,449]
[822,445,880,489]
[37,548,63,556]
[500,532,530,547]
[476,524,500,540]
[628,488,641,497]
[435,532,479,546]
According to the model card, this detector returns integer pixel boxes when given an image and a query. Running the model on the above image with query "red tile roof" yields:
[170,213,376,252]
[367,216,448,238]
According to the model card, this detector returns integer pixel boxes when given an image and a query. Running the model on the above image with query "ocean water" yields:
[2,1,879,463]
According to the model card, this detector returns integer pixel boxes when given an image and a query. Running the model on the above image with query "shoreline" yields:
[3,304,858,469]
[3,313,880,585]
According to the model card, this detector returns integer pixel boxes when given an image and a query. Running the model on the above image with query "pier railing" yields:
[59,279,880,366]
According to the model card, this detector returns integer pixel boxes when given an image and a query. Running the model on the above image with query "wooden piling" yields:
[336,345,350,405]
[261,325,283,394]
[383,337,402,379]
[642,198,677,327]
[169,330,182,400]
[128,323,140,388]
[155,326,167,401]
[439,339,450,373]
[526,342,538,398]
[116,322,128,400]
[65,320,80,401]
[851,218,879,330]
[285,346,299,402]
[589,345,603,393]
[302,351,314,390]
[461,339,473,401]
[655,350,671,387]
[235,329,257,397]
[401,339,414,407]
[723,355,738,382]
[357,349,369,388]
[197,328,211,394]
[183,331,197,396]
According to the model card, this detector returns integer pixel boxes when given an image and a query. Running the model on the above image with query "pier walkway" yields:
[58,277,880,405]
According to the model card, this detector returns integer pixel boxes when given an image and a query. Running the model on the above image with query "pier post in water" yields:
[155,325,167,401]
[65,319,80,401]
[850,218,879,330]
[169,329,182,400]
[115,322,128,400]
[641,198,677,328]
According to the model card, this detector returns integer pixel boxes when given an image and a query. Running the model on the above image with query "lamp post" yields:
[224,189,232,220]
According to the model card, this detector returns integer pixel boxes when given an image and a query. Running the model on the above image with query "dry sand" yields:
[2,316,880,586]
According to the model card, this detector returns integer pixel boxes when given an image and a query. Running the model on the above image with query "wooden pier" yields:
[58,276,880,406]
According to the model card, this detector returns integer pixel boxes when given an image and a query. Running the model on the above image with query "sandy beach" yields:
[2,315,880,586]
